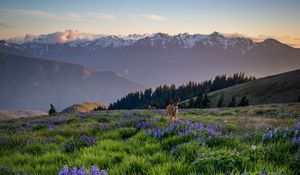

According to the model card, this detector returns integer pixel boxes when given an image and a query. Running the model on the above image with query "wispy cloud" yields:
[64,13,81,19]
[0,9,55,18]
[129,14,166,21]
[0,9,116,21]
[0,22,14,28]
[7,29,105,44]
[88,12,116,20]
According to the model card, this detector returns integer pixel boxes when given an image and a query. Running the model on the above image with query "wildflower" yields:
[262,134,266,141]
[283,133,286,139]
[145,128,151,136]
[100,170,108,175]
[292,137,297,144]
[198,152,201,158]
[261,168,267,175]
[59,165,69,175]
[90,166,100,175]
[78,167,88,175]
[80,136,96,146]
[70,167,78,175]
[269,132,273,141]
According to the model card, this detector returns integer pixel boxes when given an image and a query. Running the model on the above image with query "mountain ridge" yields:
[0,52,145,111]
[1,32,300,86]
[3,31,296,50]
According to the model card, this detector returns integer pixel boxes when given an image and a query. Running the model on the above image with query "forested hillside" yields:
[109,73,255,109]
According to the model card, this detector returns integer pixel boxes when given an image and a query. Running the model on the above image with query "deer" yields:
[166,99,180,123]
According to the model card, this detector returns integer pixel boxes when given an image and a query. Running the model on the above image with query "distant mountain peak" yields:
[261,38,285,47]
[0,40,11,47]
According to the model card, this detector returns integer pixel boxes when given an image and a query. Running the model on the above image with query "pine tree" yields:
[217,93,224,107]
[195,94,203,108]
[228,96,236,107]
[202,93,210,108]
[238,96,249,107]
[48,104,56,115]
[189,98,195,108]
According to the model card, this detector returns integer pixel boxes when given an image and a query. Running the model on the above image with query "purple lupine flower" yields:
[70,167,78,175]
[90,166,100,175]
[4,167,10,174]
[292,137,297,144]
[283,133,286,139]
[295,154,299,160]
[47,125,56,130]
[280,172,285,175]
[146,128,151,136]
[198,152,201,158]
[262,134,266,141]
[269,132,273,141]
[78,167,88,175]
[100,169,108,175]
[59,165,69,175]
[80,136,96,146]
[261,168,267,175]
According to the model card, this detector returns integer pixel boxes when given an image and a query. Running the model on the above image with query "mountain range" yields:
[0,52,144,111]
[1,31,300,86]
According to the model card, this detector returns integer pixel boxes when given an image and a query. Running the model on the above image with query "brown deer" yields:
[166,99,179,122]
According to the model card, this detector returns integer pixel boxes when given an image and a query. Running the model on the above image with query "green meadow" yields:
[0,103,300,175]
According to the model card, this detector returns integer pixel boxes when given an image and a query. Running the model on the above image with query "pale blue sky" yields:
[0,0,299,46]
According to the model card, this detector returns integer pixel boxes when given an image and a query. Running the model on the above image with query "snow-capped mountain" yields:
[5,31,258,50]
[1,31,300,86]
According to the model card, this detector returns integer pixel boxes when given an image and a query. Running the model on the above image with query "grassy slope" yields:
[61,102,105,113]
[0,103,299,174]
[182,69,300,107]
[0,109,46,120]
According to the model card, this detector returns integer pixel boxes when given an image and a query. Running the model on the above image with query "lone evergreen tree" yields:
[217,93,224,107]
[238,96,249,107]
[48,104,56,115]
[202,93,210,108]
[228,96,236,107]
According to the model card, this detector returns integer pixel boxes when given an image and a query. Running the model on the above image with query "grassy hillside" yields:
[0,103,300,174]
[61,102,107,113]
[0,109,46,120]
[183,69,300,107]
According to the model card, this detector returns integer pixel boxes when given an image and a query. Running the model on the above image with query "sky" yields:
[0,0,300,47]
